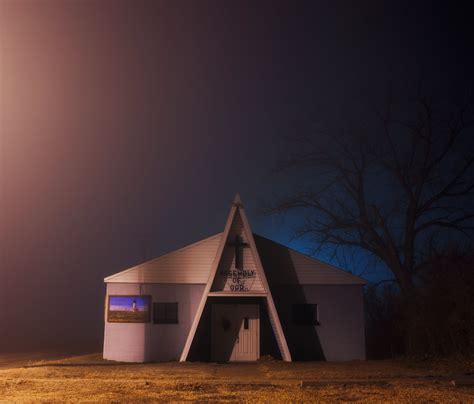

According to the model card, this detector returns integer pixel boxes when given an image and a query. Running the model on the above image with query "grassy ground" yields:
[0,354,473,402]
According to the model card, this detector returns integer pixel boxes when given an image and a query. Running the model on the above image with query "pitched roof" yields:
[104,233,223,284]
[254,235,366,285]
[104,233,366,285]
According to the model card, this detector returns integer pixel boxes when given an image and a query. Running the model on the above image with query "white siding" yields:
[103,284,147,362]
[103,283,205,362]
[104,233,222,284]
[271,284,366,361]
[254,235,366,286]
[104,233,365,286]
[211,211,265,293]
[288,249,366,285]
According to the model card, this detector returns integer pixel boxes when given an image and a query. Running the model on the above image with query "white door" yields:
[211,304,260,362]
[233,304,259,361]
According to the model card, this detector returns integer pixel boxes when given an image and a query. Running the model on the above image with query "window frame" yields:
[153,302,179,324]
[291,303,320,326]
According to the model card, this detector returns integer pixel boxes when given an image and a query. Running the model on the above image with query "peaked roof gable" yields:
[211,209,266,293]
[179,194,292,362]
[104,232,366,286]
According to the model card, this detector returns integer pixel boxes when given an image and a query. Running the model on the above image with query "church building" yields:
[103,195,366,362]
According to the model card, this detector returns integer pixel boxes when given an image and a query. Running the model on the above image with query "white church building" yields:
[103,195,366,362]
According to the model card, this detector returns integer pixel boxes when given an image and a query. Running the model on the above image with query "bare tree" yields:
[267,89,474,299]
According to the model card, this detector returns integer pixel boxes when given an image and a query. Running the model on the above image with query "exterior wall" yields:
[103,283,365,363]
[103,283,205,362]
[272,284,365,361]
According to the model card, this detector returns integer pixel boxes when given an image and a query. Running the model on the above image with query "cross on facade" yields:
[227,235,249,269]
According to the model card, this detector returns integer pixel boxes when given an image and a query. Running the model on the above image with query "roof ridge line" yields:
[253,233,366,283]
[104,232,223,282]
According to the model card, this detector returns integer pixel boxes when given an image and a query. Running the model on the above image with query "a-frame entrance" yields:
[211,303,259,362]
[180,194,291,362]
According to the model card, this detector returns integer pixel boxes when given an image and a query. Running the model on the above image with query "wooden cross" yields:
[227,235,249,269]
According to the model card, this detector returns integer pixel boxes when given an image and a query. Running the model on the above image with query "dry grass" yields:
[0,354,473,402]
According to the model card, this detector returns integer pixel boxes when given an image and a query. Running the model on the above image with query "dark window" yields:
[292,304,319,325]
[243,317,249,329]
[153,302,178,324]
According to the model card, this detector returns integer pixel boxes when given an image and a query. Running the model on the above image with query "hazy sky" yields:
[1,0,473,351]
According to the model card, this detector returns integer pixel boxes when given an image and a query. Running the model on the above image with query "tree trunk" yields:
[390,265,418,355]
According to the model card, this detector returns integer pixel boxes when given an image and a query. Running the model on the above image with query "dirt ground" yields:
[0,354,473,402]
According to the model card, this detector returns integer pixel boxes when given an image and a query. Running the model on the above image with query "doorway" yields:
[211,303,259,362]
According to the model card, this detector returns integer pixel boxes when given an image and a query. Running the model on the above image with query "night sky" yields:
[1,1,473,352]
